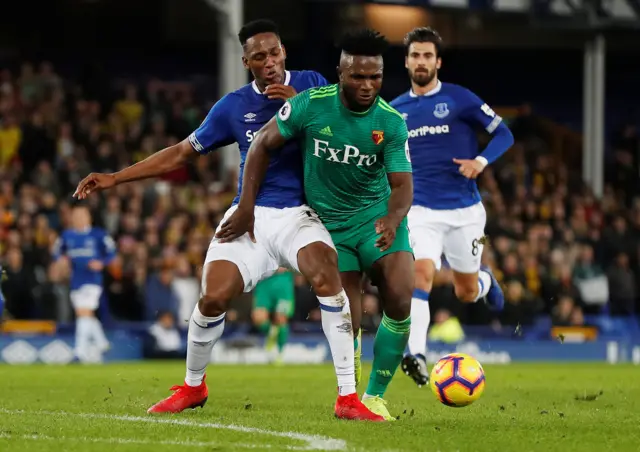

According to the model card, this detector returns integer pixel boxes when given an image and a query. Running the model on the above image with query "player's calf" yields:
[149,261,243,414]
[453,277,479,303]
[452,267,503,310]
[187,262,243,384]
[297,241,357,397]
[364,251,413,402]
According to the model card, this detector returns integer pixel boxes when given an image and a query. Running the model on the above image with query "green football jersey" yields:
[276,84,411,229]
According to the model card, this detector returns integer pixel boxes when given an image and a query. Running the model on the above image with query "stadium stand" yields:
[0,60,639,345]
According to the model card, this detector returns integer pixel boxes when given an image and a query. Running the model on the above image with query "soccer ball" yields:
[429,353,485,407]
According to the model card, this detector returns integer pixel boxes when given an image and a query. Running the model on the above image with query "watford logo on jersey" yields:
[372,130,384,145]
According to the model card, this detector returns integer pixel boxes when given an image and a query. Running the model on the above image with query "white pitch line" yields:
[0,409,347,451]
[0,432,277,449]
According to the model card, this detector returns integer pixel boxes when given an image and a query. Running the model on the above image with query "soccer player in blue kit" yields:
[390,28,514,386]
[74,19,382,421]
[53,205,116,362]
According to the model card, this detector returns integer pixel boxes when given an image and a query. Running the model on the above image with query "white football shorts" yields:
[205,205,335,292]
[69,284,103,311]
[408,202,487,274]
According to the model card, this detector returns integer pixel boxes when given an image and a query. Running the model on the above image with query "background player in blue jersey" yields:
[390,28,514,386]
[53,205,115,362]
[74,19,382,422]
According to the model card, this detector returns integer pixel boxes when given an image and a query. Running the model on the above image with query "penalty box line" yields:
[0,408,347,451]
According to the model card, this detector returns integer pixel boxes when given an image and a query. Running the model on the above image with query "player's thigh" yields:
[408,205,446,271]
[206,206,279,296]
[442,203,486,275]
[271,206,341,295]
[70,284,102,311]
[273,206,335,272]
[358,216,414,274]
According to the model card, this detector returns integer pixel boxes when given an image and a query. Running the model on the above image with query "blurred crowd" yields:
[1,62,639,333]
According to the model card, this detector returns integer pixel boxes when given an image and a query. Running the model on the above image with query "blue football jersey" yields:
[53,228,116,290]
[188,70,328,208]
[391,81,503,210]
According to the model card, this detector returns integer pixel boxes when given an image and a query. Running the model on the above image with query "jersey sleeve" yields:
[275,90,311,141]
[52,233,66,261]
[458,88,503,134]
[101,231,117,265]
[311,71,329,88]
[383,116,412,173]
[188,94,236,155]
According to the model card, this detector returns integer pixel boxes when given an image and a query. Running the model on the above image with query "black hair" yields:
[339,28,389,57]
[237,19,280,46]
[404,27,443,57]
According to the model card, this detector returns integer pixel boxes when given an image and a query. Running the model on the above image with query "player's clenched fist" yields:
[264,84,297,101]
[73,173,116,199]
[375,216,399,252]
[216,205,256,243]
[453,158,485,179]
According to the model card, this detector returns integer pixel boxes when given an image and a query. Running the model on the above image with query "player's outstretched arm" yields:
[454,92,514,179]
[74,139,197,199]
[215,118,286,243]
[375,172,413,251]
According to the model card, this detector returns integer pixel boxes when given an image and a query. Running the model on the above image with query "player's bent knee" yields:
[414,259,436,292]
[75,308,94,318]
[273,312,288,325]
[252,309,269,325]
[199,291,231,317]
[380,284,413,320]
[200,261,244,317]
[298,242,341,297]
[385,297,412,321]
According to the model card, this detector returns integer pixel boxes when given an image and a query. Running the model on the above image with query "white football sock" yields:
[88,316,109,351]
[317,289,356,396]
[408,291,431,357]
[74,316,93,362]
[185,305,225,387]
[474,270,492,302]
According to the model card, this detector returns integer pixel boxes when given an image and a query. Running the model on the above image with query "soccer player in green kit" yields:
[253,268,295,363]
[218,29,414,421]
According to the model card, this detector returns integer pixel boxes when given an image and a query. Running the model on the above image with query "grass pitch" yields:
[1,362,639,451]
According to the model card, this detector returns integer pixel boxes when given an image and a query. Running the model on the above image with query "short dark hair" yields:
[339,28,389,57]
[404,27,443,57]
[237,19,280,46]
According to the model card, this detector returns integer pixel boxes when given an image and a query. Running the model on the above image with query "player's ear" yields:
[242,56,250,70]
[281,44,287,59]
[336,66,342,82]
[404,56,409,69]
[436,57,442,70]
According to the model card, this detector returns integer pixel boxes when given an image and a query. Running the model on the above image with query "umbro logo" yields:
[244,112,256,122]
[319,126,333,137]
